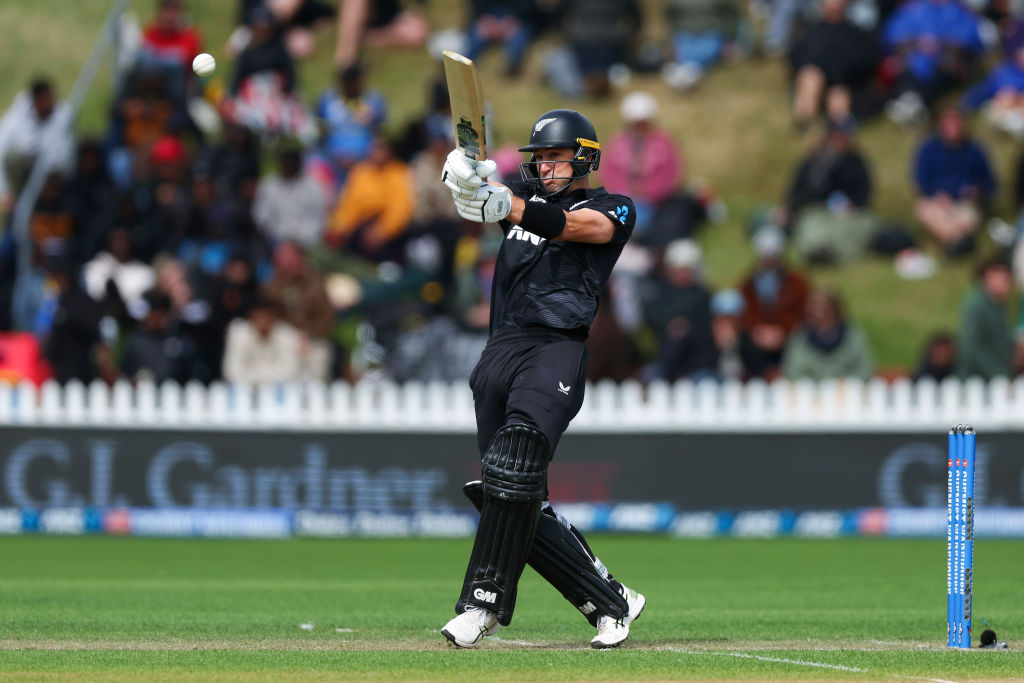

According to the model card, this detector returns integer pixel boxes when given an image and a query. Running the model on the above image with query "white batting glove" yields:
[453,184,512,223]
[475,158,497,179]
[442,150,498,195]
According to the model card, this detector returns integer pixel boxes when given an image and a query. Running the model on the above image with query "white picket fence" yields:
[0,377,1021,432]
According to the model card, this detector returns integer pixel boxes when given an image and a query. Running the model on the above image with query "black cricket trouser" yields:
[461,328,629,624]
[469,329,588,462]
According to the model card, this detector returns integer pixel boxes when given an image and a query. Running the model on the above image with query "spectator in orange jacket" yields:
[326,137,413,262]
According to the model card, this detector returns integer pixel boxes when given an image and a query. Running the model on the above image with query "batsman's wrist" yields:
[518,201,566,239]
[505,196,526,224]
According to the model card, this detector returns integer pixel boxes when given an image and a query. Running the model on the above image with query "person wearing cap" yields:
[643,238,713,381]
[739,225,809,379]
[785,116,879,264]
[601,91,682,238]
[119,289,196,384]
[707,288,763,381]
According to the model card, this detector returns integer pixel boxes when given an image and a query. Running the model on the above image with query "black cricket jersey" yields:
[489,181,635,337]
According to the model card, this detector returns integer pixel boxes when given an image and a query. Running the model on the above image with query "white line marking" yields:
[490,637,543,647]
[489,636,588,650]
[665,647,963,681]
[663,647,866,673]
[726,652,865,672]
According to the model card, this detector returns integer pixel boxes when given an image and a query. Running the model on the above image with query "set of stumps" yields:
[946,425,1006,650]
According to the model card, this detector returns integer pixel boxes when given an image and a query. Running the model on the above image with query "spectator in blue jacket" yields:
[913,106,996,254]
[962,46,1024,137]
[309,63,386,198]
[882,0,984,125]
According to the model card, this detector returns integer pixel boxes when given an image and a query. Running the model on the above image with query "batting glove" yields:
[453,184,512,223]
[442,149,498,195]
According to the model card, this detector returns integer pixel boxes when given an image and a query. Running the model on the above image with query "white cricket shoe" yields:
[591,586,646,649]
[441,606,500,648]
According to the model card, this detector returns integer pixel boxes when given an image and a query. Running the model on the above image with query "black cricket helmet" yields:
[519,109,600,197]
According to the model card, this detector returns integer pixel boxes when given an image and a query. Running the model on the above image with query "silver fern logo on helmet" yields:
[534,118,557,133]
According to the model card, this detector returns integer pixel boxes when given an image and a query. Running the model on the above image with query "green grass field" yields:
[0,535,1022,681]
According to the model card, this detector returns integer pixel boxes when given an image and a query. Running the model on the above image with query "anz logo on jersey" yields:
[506,226,546,245]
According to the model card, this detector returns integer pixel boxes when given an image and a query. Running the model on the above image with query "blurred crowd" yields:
[2,0,1024,387]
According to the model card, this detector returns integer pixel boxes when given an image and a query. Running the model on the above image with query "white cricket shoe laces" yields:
[441,606,500,648]
[591,585,646,649]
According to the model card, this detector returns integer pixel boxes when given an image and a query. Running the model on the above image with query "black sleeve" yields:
[576,192,636,245]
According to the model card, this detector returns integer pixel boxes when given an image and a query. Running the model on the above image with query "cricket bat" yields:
[442,50,487,161]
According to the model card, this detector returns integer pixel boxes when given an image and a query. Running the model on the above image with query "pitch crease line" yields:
[489,636,588,650]
[663,647,866,673]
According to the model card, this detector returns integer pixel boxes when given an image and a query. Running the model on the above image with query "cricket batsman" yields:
[439,109,645,649]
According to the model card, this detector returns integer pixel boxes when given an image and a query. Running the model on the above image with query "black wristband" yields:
[519,201,566,239]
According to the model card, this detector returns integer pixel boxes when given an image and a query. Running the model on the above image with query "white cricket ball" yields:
[192,53,216,76]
